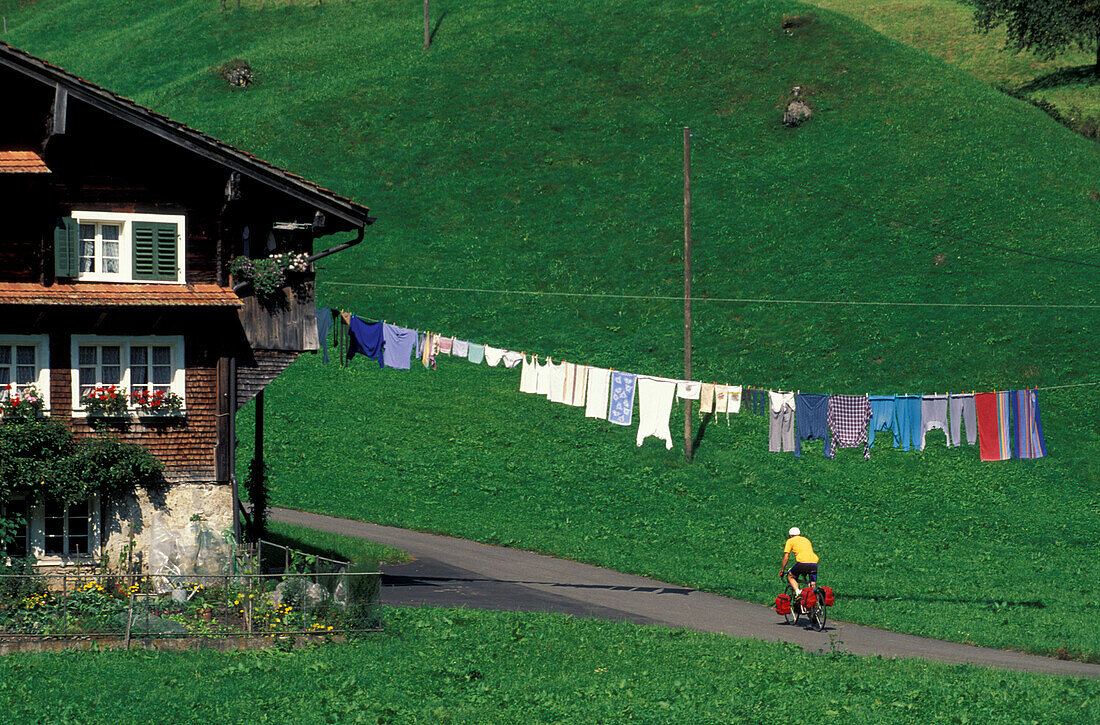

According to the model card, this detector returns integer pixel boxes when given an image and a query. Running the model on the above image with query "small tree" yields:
[968,1,1100,71]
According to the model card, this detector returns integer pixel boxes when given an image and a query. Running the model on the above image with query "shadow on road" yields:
[382,573,694,596]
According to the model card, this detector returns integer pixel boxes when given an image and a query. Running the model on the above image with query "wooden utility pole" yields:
[683,127,693,462]
[424,0,431,49]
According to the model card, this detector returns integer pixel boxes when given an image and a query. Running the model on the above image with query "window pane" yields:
[0,346,9,366]
[102,366,120,386]
[15,366,34,385]
[15,346,34,366]
[79,366,97,396]
[130,347,147,367]
[101,347,120,366]
[103,249,120,274]
[152,365,171,386]
[102,346,121,385]
[152,347,171,365]
[78,347,96,366]
[132,363,148,387]
[101,225,119,241]
[44,508,64,556]
[79,240,95,273]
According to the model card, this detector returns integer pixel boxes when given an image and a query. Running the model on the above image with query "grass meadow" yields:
[810,0,1100,123]
[3,0,1098,674]
[0,607,1095,723]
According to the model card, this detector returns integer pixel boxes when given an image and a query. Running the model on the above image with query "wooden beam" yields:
[50,83,68,136]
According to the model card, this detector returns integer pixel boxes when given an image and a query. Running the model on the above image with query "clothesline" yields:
[325,310,1059,462]
[318,280,1100,310]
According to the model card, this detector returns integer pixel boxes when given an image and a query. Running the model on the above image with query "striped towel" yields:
[975,391,1012,461]
[1010,389,1047,459]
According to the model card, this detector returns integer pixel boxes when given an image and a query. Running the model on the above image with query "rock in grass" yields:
[783,86,812,127]
[218,59,254,88]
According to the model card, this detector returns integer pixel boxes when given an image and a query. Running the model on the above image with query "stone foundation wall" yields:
[102,483,235,576]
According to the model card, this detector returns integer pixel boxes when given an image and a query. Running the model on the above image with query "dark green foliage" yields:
[969,0,1100,69]
[0,608,1096,722]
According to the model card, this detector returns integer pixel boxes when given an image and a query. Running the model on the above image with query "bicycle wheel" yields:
[810,602,827,632]
[784,594,801,626]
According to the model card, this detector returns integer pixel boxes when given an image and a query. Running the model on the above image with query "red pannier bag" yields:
[801,588,818,608]
[774,594,791,615]
[819,586,834,606]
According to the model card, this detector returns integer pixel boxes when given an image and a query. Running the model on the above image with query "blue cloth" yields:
[608,372,637,426]
[753,387,768,415]
[316,308,333,364]
[868,395,899,448]
[347,316,384,366]
[794,393,830,458]
[382,324,417,370]
[467,343,485,365]
[894,395,922,452]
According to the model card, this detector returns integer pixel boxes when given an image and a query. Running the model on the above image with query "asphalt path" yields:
[272,507,1099,678]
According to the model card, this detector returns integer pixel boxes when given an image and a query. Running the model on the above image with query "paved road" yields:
[272,507,1099,678]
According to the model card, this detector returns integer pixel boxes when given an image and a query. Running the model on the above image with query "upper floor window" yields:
[55,212,186,283]
[0,335,50,410]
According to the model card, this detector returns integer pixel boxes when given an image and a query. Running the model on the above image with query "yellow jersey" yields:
[783,535,819,564]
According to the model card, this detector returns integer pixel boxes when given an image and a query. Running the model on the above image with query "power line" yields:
[318,279,1100,310]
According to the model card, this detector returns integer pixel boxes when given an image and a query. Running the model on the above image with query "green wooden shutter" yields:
[154,223,178,280]
[132,222,178,281]
[53,217,78,278]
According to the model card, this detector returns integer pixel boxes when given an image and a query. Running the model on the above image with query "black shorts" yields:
[789,562,817,583]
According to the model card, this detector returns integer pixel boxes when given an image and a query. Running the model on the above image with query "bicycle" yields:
[776,569,828,632]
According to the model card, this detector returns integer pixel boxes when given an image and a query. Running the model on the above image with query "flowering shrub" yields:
[230,252,311,303]
[131,389,184,416]
[0,385,45,420]
[82,386,129,416]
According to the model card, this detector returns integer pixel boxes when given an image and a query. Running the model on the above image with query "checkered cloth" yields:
[827,394,872,460]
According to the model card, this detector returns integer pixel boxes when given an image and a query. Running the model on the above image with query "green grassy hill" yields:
[4,0,1098,660]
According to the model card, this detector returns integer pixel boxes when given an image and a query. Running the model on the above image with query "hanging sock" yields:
[636,376,677,450]
[545,358,567,403]
[827,394,872,460]
[381,324,417,370]
[347,316,384,367]
[676,381,701,400]
[500,350,524,369]
[1010,389,1046,459]
[794,393,830,458]
[564,363,588,407]
[948,393,977,447]
[519,354,538,394]
[585,367,611,419]
[975,391,1012,461]
[484,345,505,367]
[608,372,637,426]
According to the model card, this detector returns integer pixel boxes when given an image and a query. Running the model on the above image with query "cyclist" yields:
[779,526,818,599]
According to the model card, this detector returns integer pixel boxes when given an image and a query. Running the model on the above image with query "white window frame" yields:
[70,335,185,416]
[70,211,186,284]
[0,335,50,413]
[3,495,101,564]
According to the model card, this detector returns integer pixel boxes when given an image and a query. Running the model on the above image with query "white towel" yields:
[519,354,537,394]
[585,367,611,419]
[452,339,470,359]
[564,364,588,407]
[715,385,729,414]
[636,376,677,450]
[535,357,551,396]
[484,345,505,367]
[546,358,567,403]
[700,383,715,414]
[676,381,701,400]
[501,350,524,369]
[769,390,795,413]
[727,385,743,416]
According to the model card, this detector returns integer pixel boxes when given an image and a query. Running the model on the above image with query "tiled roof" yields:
[0,42,372,230]
[0,150,50,173]
[0,283,242,307]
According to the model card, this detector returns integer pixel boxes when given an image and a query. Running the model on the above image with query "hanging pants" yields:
[949,393,977,447]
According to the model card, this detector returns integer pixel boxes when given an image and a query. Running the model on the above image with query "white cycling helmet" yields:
[788,527,801,537]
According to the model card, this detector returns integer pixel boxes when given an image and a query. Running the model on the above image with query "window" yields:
[2,496,100,561]
[71,336,184,414]
[55,212,185,283]
[44,500,91,556]
[0,336,50,409]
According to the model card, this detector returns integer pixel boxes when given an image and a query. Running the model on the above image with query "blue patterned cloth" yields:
[608,372,637,426]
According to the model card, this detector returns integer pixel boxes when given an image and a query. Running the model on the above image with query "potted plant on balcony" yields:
[229,251,312,304]
[0,385,45,420]
[81,385,130,418]
[131,389,184,418]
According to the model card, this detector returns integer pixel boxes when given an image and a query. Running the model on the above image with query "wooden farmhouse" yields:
[0,42,371,573]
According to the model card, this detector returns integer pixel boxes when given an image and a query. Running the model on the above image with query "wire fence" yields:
[0,567,381,643]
